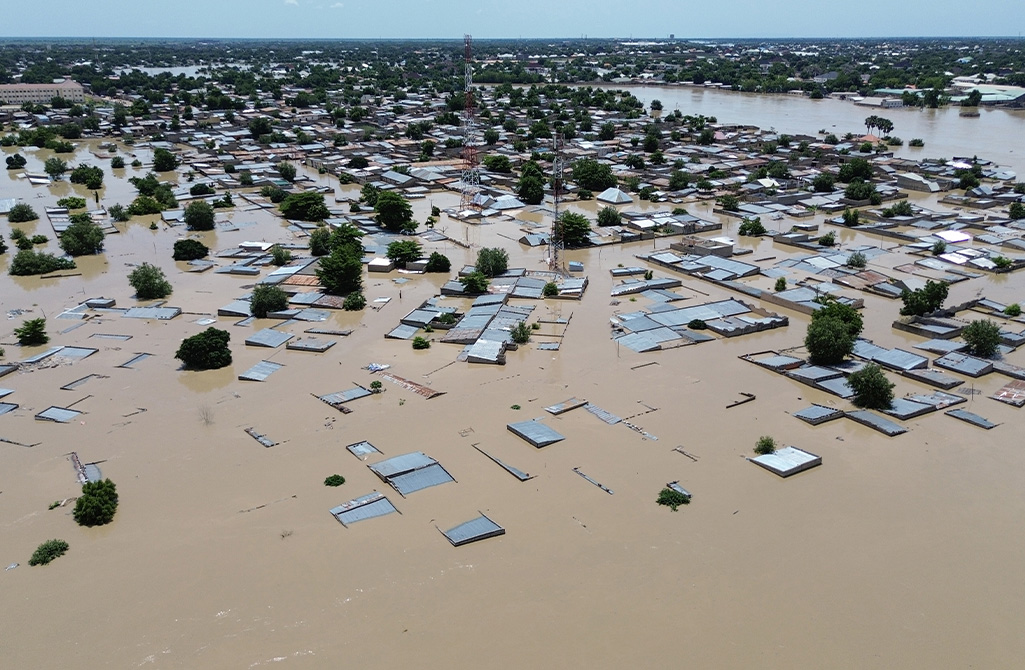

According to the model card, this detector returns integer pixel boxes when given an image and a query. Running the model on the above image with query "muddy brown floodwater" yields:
[3,126,1025,670]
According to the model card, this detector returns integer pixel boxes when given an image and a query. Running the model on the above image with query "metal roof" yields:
[35,406,82,423]
[873,348,928,372]
[793,405,844,425]
[0,402,17,416]
[845,410,907,436]
[946,408,997,429]
[441,515,505,546]
[386,324,419,340]
[21,347,63,365]
[346,440,380,459]
[118,353,152,368]
[749,446,822,477]
[319,387,372,405]
[285,338,335,352]
[934,352,993,377]
[369,451,437,479]
[330,493,398,526]
[389,463,455,495]
[507,420,565,448]
[123,306,182,320]
[238,360,284,382]
[245,329,294,348]
[57,346,98,360]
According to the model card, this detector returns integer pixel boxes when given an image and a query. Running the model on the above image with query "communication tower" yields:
[548,132,565,273]
[459,34,481,213]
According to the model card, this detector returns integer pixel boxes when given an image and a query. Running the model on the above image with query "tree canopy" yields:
[175,327,232,370]
[386,239,422,266]
[152,148,179,172]
[571,158,616,191]
[557,211,592,248]
[73,479,119,526]
[475,247,509,277]
[848,363,895,410]
[900,280,948,316]
[375,191,415,232]
[128,262,172,300]
[250,284,289,318]
[962,320,1002,358]
[59,215,105,256]
[280,192,329,221]
[184,200,215,231]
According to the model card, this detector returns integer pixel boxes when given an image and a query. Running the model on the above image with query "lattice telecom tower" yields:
[459,34,481,213]
[548,132,565,272]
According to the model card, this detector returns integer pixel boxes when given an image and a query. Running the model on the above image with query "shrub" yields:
[460,271,490,293]
[1004,303,1021,317]
[8,203,38,223]
[909,138,925,147]
[542,282,559,297]
[69,164,104,189]
[30,235,47,245]
[309,227,331,256]
[882,200,914,218]
[369,380,383,393]
[184,200,215,231]
[342,292,366,311]
[387,239,422,266]
[844,180,875,201]
[842,208,860,226]
[931,240,947,256]
[962,319,1002,358]
[900,280,948,316]
[128,262,172,299]
[774,277,787,292]
[250,284,289,318]
[57,196,87,210]
[5,153,27,169]
[270,246,292,266]
[111,156,125,168]
[127,196,164,216]
[510,321,531,344]
[412,336,431,350]
[175,327,232,370]
[277,161,297,182]
[738,217,766,236]
[993,256,1012,269]
[29,539,69,566]
[819,231,836,247]
[438,312,457,325]
[656,488,690,511]
[847,251,867,268]
[59,217,105,256]
[476,247,509,277]
[317,246,363,296]
[424,252,451,273]
[718,194,740,211]
[687,319,707,330]
[73,478,118,526]
[577,189,593,200]
[190,183,215,196]
[848,363,895,410]
[14,318,48,346]
[280,191,329,221]
[9,249,75,276]
[172,239,209,261]
[324,474,346,487]
[754,435,776,455]
[108,204,129,222]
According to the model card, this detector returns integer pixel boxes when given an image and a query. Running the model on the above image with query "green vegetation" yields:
[375,191,416,232]
[754,435,777,455]
[819,231,836,246]
[175,327,232,370]
[280,192,329,221]
[1004,304,1021,317]
[172,239,208,261]
[5,153,27,169]
[718,194,740,211]
[738,217,766,236]
[962,320,1002,358]
[476,247,509,277]
[270,246,292,266]
[909,139,925,147]
[774,277,787,292]
[106,203,126,222]
[128,262,172,299]
[557,211,592,247]
[412,336,431,350]
[316,246,363,296]
[881,200,914,218]
[844,180,876,201]
[932,240,947,256]
[597,206,622,227]
[14,318,48,346]
[249,284,289,318]
[510,321,531,344]
[152,148,180,172]
[386,239,423,266]
[993,256,1013,269]
[190,183,215,196]
[309,227,331,256]
[571,158,616,191]
[9,249,76,276]
[324,474,346,486]
[110,155,125,169]
[59,216,105,256]
[69,164,104,189]
[900,280,948,316]
[73,479,119,527]
[1009,203,1025,220]
[57,196,87,209]
[369,380,383,393]
[424,252,451,273]
[343,292,366,311]
[542,282,559,298]
[687,319,707,330]
[656,488,690,511]
[44,156,68,180]
[8,203,38,223]
[184,200,215,231]
[842,208,861,226]
[848,363,895,410]
[29,539,69,566]
[460,271,490,294]
[847,251,867,268]
[805,299,863,365]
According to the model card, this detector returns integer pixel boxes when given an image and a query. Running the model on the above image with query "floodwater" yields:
[2,106,1025,670]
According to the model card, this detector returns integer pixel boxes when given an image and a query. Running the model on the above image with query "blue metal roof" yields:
[369,452,437,479]
[389,463,455,495]
[330,493,398,526]
[442,515,505,546]
[238,360,284,382]
[507,420,565,448]
[245,329,294,348]
[35,406,82,423]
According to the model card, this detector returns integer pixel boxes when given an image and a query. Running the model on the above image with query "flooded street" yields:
[3,95,1025,669]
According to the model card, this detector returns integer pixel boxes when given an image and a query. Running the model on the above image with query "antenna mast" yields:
[459,34,481,214]
[548,132,565,272]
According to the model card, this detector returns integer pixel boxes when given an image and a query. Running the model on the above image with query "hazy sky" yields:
[2,0,1023,39]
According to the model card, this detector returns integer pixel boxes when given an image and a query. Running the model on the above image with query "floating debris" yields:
[244,427,278,448]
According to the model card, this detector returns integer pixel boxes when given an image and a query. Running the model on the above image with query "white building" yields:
[0,80,85,105]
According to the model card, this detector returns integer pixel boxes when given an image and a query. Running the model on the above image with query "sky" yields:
[2,0,1023,40]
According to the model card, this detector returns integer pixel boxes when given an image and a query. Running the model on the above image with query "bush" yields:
[542,282,559,297]
[127,196,164,216]
[718,194,740,211]
[172,239,209,261]
[597,206,622,227]
[280,192,329,221]
[270,246,292,266]
[111,156,125,168]
[819,231,836,247]
[656,488,690,511]
[424,252,451,273]
[993,256,1012,269]
[1004,303,1021,317]
[59,217,105,256]
[128,262,172,299]
[476,247,509,277]
[842,208,860,226]
[343,292,366,311]
[882,200,914,218]
[73,478,119,526]
[962,319,1002,358]
[774,277,787,292]
[754,435,776,455]
[309,227,331,256]
[738,218,766,236]
[847,251,867,268]
[848,363,895,410]
[184,200,215,231]
[108,203,129,222]
[577,189,593,200]
[277,161,297,182]
[317,246,363,296]
[412,336,431,350]
[57,196,87,209]
[387,239,422,266]
[900,280,948,316]
[250,284,289,318]
[844,180,875,201]
[190,183,215,196]
[29,539,69,566]
[30,234,47,245]
[324,474,346,487]
[69,164,104,190]
[8,203,38,223]
[510,321,531,344]
[909,138,925,147]
[9,249,75,276]
[5,152,27,169]
[14,318,48,346]
[459,271,489,294]
[175,327,232,370]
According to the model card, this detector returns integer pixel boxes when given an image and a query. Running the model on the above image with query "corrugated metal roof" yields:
[330,493,398,526]
[118,353,152,368]
[285,338,335,352]
[35,406,82,423]
[369,452,437,479]
[21,347,64,365]
[245,329,294,348]
[123,306,182,320]
[441,515,505,546]
[389,463,455,495]
[320,387,372,405]
[749,446,822,477]
[507,420,565,448]
[0,402,17,416]
[346,440,380,459]
[946,408,997,429]
[57,346,98,360]
[238,360,284,382]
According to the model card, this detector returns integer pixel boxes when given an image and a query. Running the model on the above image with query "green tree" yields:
[848,363,895,410]
[518,174,545,205]
[754,435,777,455]
[110,155,125,169]
[152,148,179,172]
[184,200,215,231]
[44,157,68,180]
[962,320,1002,358]
[412,336,431,350]
[172,239,209,261]
[9,249,75,276]
[476,247,509,277]
[375,191,415,232]
[73,479,119,526]
[343,292,366,310]
[59,216,105,256]
[69,164,103,190]
[656,488,690,511]
[424,252,451,273]
[5,153,26,169]
[459,271,489,293]
[668,170,691,191]
[249,117,273,139]
[557,211,591,248]
[316,246,363,295]
[309,227,331,256]
[128,262,172,300]
[175,327,232,370]
[812,174,835,192]
[57,196,86,209]
[900,280,948,316]
[250,284,289,318]
[1009,203,1025,220]
[598,122,616,141]
[14,318,48,346]
[360,183,380,206]
[280,192,329,221]
[542,282,559,297]
[386,239,423,266]
[597,206,622,227]
[277,161,297,182]
[29,539,69,566]
[571,158,616,191]
[8,203,38,223]
[510,321,531,344]
[482,155,512,173]
[738,218,766,236]
[838,158,873,183]
[844,180,876,201]
[805,315,855,365]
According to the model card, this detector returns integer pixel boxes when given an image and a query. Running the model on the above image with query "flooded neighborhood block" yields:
[748,446,822,477]
[330,493,398,527]
[507,420,566,448]
[441,514,506,546]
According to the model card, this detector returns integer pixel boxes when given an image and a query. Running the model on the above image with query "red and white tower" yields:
[459,34,481,213]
